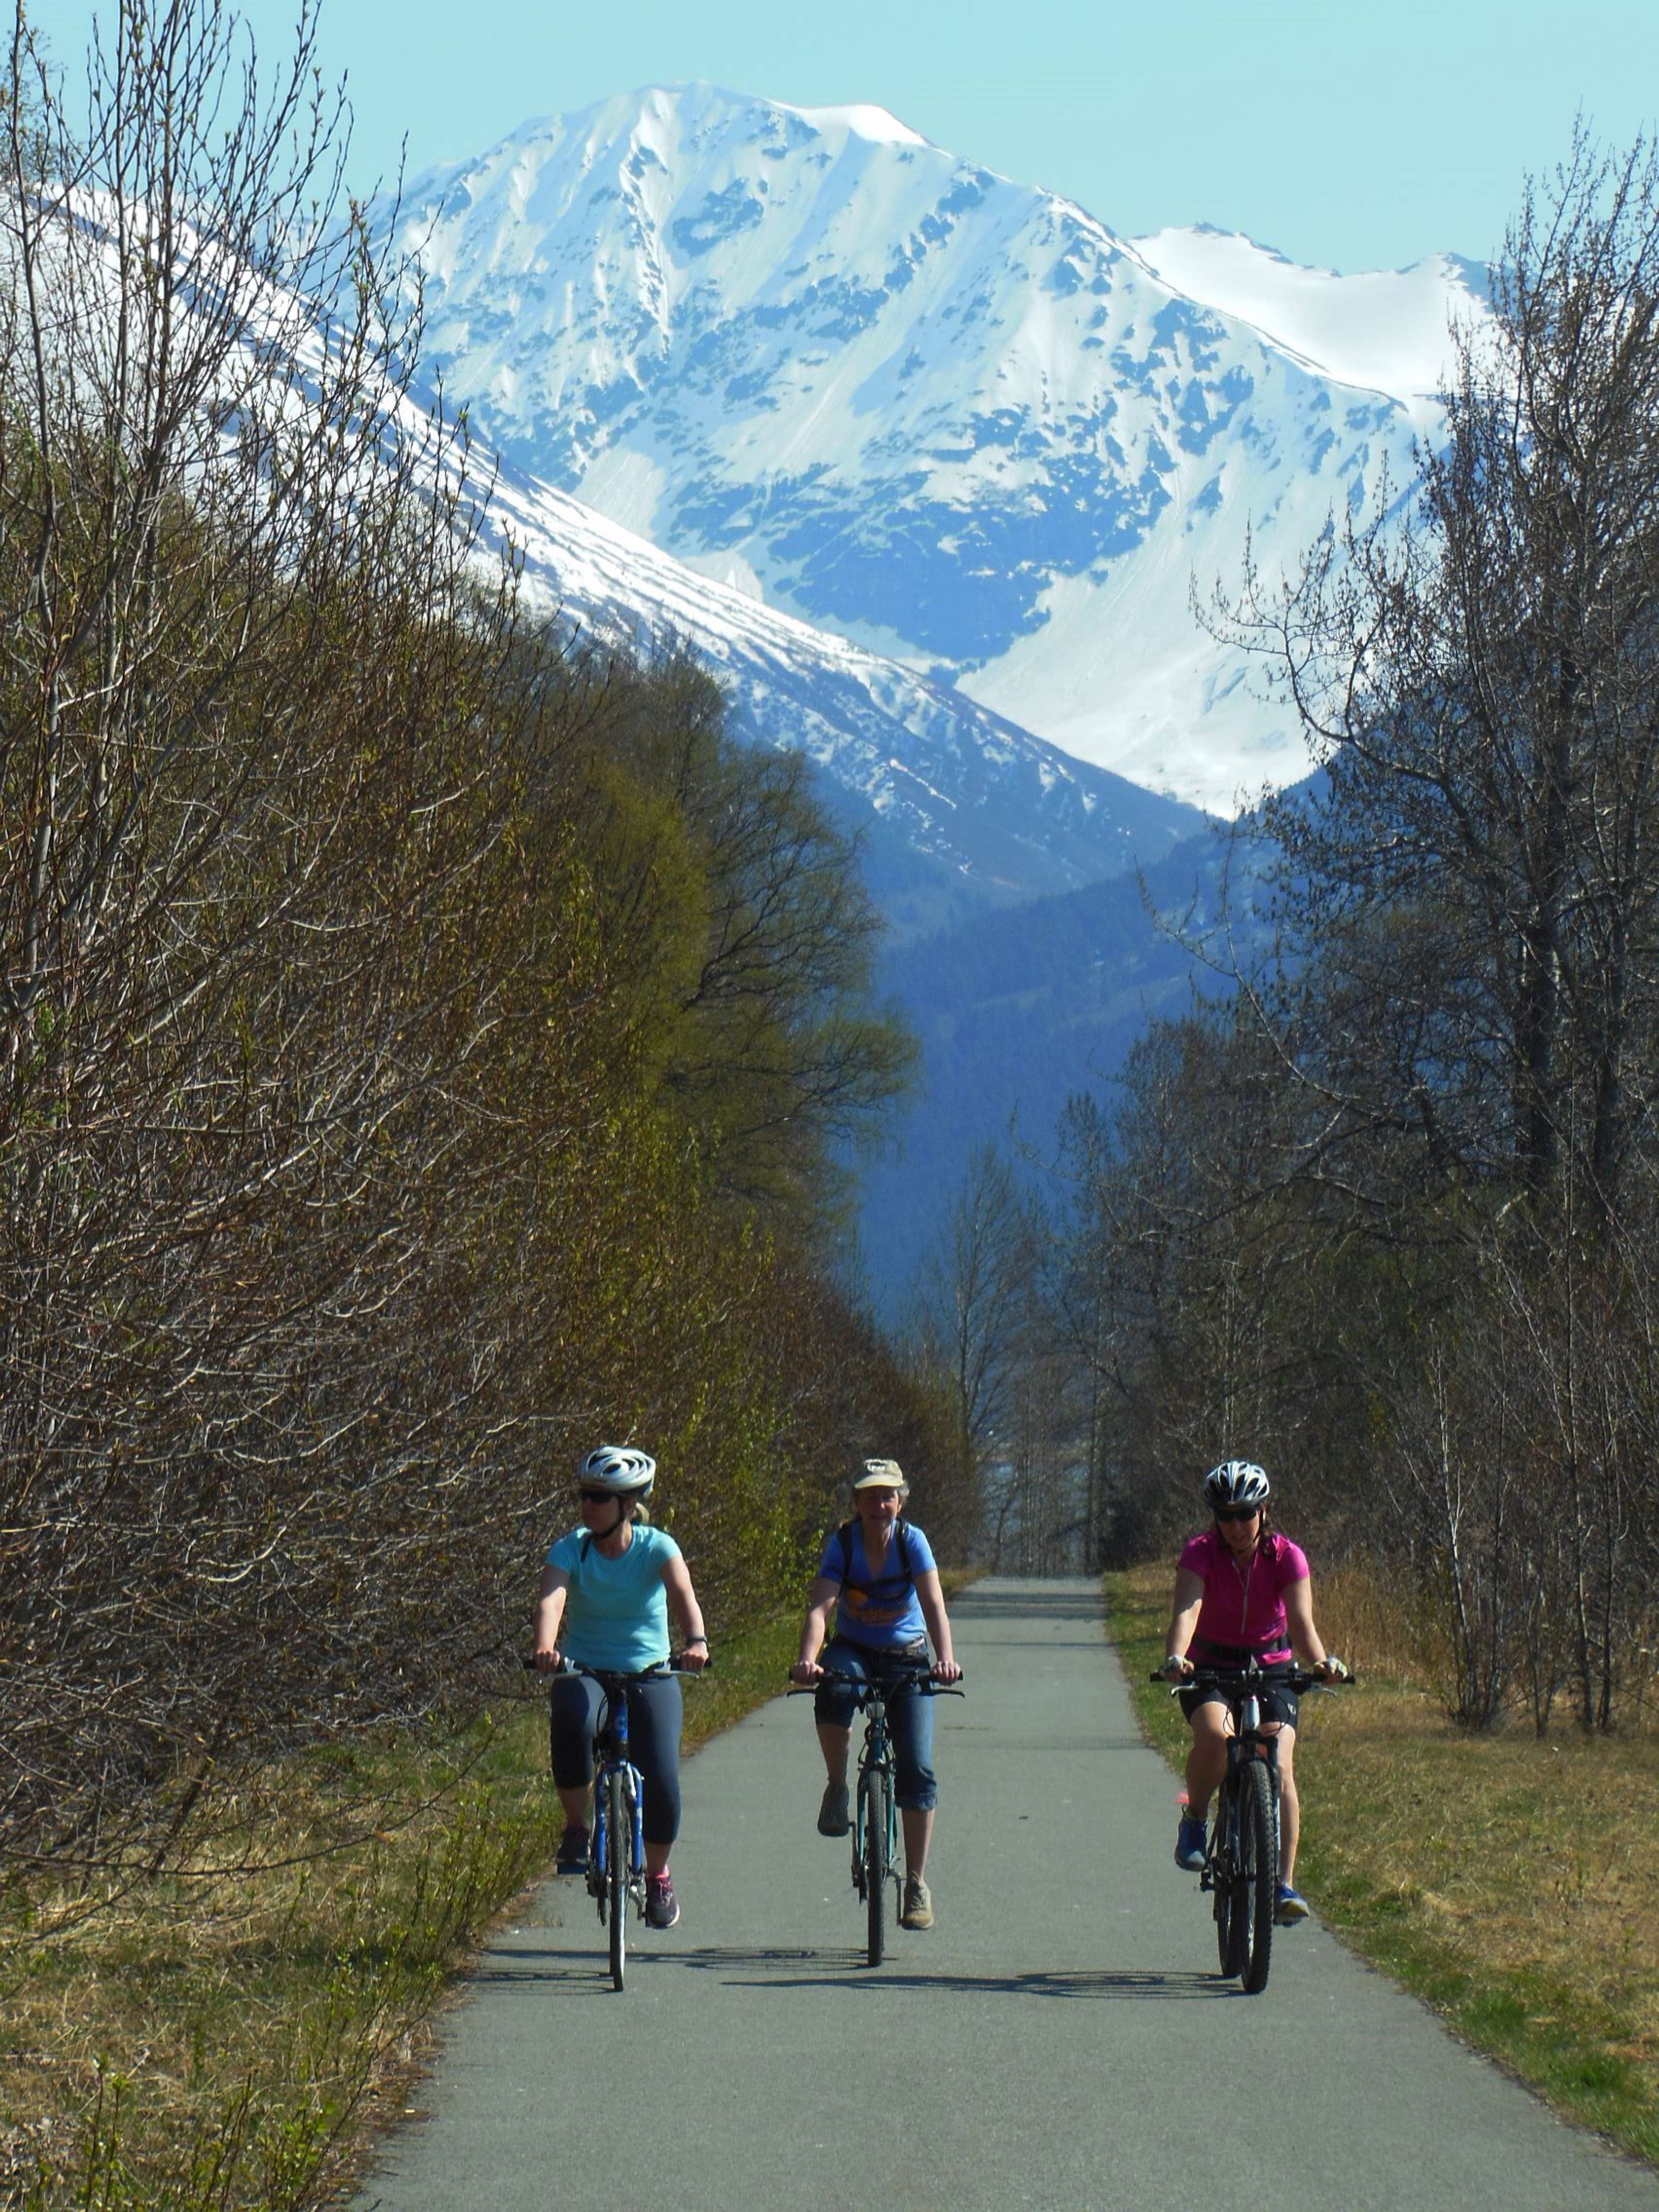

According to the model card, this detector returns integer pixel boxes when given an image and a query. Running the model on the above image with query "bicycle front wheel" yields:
[1214,1792,1246,1979]
[607,1766,629,1992]
[861,1767,888,1967]
[1237,1758,1276,1995]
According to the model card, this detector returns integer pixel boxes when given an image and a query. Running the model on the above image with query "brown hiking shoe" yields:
[900,1874,933,1930]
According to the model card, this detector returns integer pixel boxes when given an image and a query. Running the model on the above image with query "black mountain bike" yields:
[1154,1659,1351,1995]
[792,1664,963,1966]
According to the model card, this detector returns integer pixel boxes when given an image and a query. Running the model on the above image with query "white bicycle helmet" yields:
[1203,1459,1270,1511]
[577,1444,657,1499]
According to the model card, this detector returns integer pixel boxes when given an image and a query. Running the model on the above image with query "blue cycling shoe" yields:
[1173,1815,1207,1872]
[1275,1881,1310,1924]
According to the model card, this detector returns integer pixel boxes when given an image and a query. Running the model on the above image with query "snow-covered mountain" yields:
[379,86,1487,813]
[482,456,1206,919]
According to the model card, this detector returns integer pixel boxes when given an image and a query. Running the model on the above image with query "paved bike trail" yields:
[355,1578,1659,2212]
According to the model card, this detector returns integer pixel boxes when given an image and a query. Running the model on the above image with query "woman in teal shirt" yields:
[533,1445,708,1929]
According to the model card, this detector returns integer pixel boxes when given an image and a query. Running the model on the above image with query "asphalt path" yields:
[356,1577,1659,2212]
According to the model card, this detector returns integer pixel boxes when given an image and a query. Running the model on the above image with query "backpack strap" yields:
[833,1518,915,1593]
[896,1519,914,1583]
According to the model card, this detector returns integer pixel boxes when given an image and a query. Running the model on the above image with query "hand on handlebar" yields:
[1315,1655,1348,1684]
[932,1658,963,1685]
[1160,1654,1194,1681]
[533,1645,564,1674]
[790,1659,823,1685]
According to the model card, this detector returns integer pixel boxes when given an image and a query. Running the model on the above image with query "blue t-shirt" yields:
[819,1519,936,1650]
[545,1523,683,1670]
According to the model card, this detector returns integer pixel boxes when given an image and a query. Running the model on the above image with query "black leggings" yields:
[548,1671,683,1848]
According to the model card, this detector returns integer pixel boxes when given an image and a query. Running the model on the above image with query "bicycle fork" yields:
[1201,1724,1282,1891]
[588,1700,646,1912]
[852,1718,896,1894]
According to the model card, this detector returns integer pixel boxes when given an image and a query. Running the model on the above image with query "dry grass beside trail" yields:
[1107,1563,1659,2168]
[0,1616,799,2212]
[0,1708,564,2212]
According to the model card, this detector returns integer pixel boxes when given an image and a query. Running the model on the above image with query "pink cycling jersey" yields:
[1177,1528,1309,1662]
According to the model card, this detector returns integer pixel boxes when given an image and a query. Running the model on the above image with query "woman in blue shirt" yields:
[532,1445,708,1930]
[790,1458,961,1931]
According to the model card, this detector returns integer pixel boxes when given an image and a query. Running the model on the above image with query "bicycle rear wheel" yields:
[1237,1758,1276,1994]
[861,1767,888,1967]
[606,1766,628,1992]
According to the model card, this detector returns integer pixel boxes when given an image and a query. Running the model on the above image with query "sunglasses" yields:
[1215,1506,1261,1523]
[578,1487,615,1504]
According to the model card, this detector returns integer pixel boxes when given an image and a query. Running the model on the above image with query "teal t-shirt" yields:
[545,1523,682,1670]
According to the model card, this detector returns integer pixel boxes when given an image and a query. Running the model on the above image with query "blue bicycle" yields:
[528,1657,700,1990]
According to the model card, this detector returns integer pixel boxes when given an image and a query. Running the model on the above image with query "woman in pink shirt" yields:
[1159,1460,1343,1925]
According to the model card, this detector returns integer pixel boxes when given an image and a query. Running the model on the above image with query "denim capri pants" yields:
[813,1637,938,1811]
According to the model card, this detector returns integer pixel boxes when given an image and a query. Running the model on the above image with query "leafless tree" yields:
[1223,130,1659,1228]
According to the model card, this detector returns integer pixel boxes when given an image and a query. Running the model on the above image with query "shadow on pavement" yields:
[461,1945,680,1989]
[675,1949,1231,1999]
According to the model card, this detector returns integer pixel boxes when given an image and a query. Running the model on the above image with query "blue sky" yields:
[26,0,1659,272]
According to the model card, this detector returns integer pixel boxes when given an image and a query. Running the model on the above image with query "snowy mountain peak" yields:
[380,86,1487,813]
[776,100,930,149]
[1128,225,1487,413]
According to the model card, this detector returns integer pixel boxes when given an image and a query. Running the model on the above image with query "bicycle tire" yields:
[1238,1757,1276,1994]
[607,1765,628,1992]
[1213,1788,1246,1978]
[863,1765,888,1967]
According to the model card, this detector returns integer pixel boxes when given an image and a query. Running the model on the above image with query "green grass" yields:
[1,1613,799,2212]
[1105,1565,1659,2167]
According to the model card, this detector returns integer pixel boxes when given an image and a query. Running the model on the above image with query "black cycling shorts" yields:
[1179,1680,1300,1730]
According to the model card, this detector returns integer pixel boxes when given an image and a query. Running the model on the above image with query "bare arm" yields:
[791,1574,841,1681]
[917,1567,961,1682]
[661,1551,709,1670]
[533,1565,571,1671]
[1162,1566,1207,1675]
[1282,1573,1336,1675]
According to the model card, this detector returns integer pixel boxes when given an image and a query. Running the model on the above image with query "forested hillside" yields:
[0,0,965,1881]
[859,820,1247,1290]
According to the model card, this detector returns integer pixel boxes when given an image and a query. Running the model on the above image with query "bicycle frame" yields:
[793,1662,959,1966]
[586,1679,647,1923]
[1155,1659,1349,1995]
[1206,1678,1284,1870]
[524,1656,691,1991]
[850,1690,901,1903]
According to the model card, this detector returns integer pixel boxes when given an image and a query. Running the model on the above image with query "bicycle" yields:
[1152,1658,1352,1996]
[526,1655,704,1991]
[790,1663,963,1966]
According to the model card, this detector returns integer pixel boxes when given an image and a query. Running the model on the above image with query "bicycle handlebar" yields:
[788,1665,964,1699]
[1150,1662,1355,1692]
[521,1656,711,1678]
